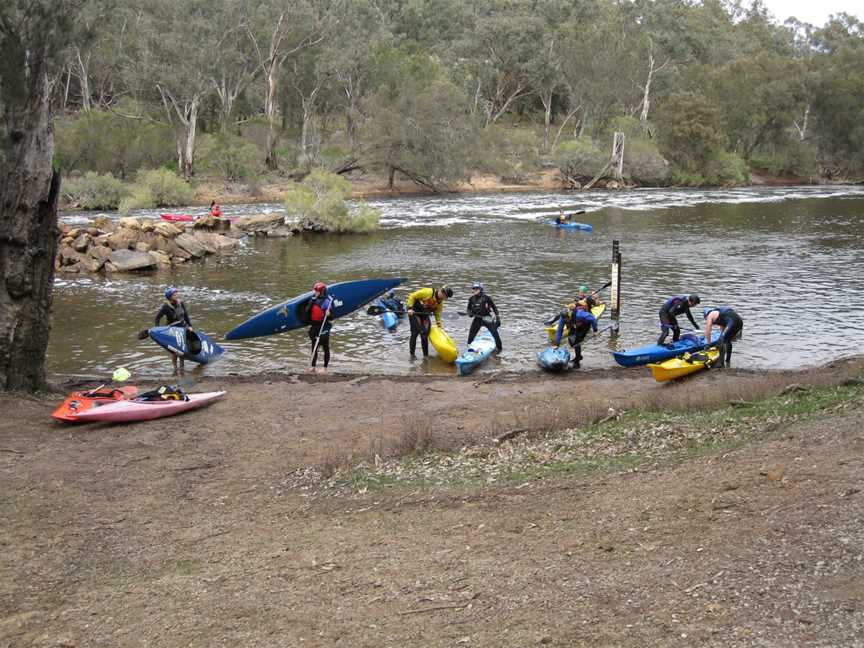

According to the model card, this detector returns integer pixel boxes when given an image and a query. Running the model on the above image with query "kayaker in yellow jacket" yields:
[406,285,453,358]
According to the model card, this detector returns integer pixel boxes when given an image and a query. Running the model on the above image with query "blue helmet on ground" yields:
[165,286,178,300]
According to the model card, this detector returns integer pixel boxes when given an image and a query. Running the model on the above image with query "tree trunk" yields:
[76,48,92,112]
[0,71,60,392]
[541,89,553,153]
[180,97,199,180]
[264,63,280,170]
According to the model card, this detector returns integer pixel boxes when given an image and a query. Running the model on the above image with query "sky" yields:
[761,0,861,26]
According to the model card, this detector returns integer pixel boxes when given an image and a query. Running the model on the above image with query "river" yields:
[53,185,864,378]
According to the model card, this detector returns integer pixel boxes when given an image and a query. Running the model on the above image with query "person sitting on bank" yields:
[704,306,744,368]
[554,301,598,369]
[405,285,453,358]
[307,282,333,372]
[155,286,193,375]
[657,294,701,346]
[466,281,502,352]
[209,201,223,218]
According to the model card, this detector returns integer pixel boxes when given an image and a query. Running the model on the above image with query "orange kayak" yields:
[51,386,139,422]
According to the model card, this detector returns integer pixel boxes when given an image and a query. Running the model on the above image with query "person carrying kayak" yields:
[657,294,701,346]
[554,301,598,369]
[406,285,453,358]
[155,286,193,375]
[466,281,502,352]
[209,200,223,218]
[306,282,333,372]
[704,306,744,368]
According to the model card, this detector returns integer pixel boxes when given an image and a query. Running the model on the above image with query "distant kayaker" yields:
[657,294,701,346]
[306,282,333,372]
[406,285,453,358]
[380,290,403,314]
[556,210,568,225]
[155,286,193,375]
[209,201,223,218]
[703,306,744,368]
[554,301,598,369]
[466,282,502,352]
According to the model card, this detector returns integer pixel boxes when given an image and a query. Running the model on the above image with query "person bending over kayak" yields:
[209,200,222,218]
[554,301,598,369]
[657,294,701,346]
[466,282,502,352]
[380,290,403,315]
[306,282,333,372]
[406,285,453,358]
[704,306,744,368]
[155,286,193,375]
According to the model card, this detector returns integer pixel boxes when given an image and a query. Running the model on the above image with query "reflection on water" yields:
[51,187,864,378]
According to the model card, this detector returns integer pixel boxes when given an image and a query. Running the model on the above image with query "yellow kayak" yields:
[647,347,719,382]
[544,304,606,343]
[429,325,458,363]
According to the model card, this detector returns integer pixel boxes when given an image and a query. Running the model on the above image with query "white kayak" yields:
[73,391,226,423]
[455,332,498,376]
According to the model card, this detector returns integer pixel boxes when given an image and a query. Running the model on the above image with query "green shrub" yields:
[284,168,380,233]
[119,168,194,213]
[623,139,669,185]
[473,125,541,177]
[197,133,264,181]
[62,171,129,209]
[704,151,749,185]
[751,141,820,177]
[553,137,606,179]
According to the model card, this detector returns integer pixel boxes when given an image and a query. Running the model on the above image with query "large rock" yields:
[88,245,112,262]
[135,242,152,253]
[174,233,207,258]
[108,249,156,271]
[72,233,92,252]
[233,213,285,234]
[153,222,183,238]
[107,229,139,251]
[149,250,172,266]
[140,218,156,233]
[195,232,238,252]
[118,217,141,230]
[92,215,113,230]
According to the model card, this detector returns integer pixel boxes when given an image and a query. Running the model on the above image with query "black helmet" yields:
[688,294,700,305]
[441,285,453,298]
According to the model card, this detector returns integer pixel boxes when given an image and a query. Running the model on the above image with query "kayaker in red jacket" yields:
[307,282,333,372]
[209,201,223,218]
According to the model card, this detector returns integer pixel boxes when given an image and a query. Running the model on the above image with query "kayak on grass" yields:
[544,303,606,343]
[454,331,497,376]
[51,386,140,422]
[648,347,720,382]
[537,346,571,372]
[610,332,720,368]
[72,391,226,423]
[225,278,405,340]
[149,326,225,364]
[429,325,458,363]
[547,220,592,232]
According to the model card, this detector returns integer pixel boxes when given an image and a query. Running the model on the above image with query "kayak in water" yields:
[454,331,497,376]
[544,303,606,343]
[610,332,720,368]
[429,325,458,363]
[547,220,592,232]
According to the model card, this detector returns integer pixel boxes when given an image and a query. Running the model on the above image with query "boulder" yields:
[118,217,141,230]
[104,262,118,272]
[200,233,239,251]
[135,242,152,253]
[153,222,183,238]
[233,212,284,234]
[93,215,113,230]
[93,234,110,246]
[268,225,295,238]
[174,233,207,258]
[88,245,112,262]
[140,218,156,233]
[72,233,92,252]
[57,262,82,273]
[80,255,105,273]
[107,229,139,251]
[86,227,99,236]
[66,228,82,239]
[108,249,157,272]
[149,250,172,266]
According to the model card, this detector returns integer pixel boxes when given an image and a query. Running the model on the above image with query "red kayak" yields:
[161,213,196,222]
[51,386,140,422]
[72,391,226,423]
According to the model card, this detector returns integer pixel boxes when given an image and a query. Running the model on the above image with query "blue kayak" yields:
[149,326,225,364]
[537,346,571,372]
[225,278,404,340]
[610,332,720,368]
[375,298,399,331]
[455,332,497,376]
[547,220,592,232]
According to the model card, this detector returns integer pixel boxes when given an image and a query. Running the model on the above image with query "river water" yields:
[53,186,864,379]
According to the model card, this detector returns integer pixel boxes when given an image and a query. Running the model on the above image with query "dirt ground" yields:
[1,363,863,647]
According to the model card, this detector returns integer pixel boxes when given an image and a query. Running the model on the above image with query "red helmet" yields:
[313,282,327,294]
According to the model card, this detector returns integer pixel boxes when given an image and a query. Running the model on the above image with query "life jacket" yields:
[165,300,188,325]
[210,204,222,217]
[467,294,493,318]
[713,307,738,327]
[662,295,689,314]
[309,296,333,323]
[137,385,189,402]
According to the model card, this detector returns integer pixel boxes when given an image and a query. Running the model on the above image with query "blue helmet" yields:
[164,286,178,300]
[472,281,483,291]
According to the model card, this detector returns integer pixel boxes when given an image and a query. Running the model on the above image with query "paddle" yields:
[83,367,131,397]
[543,281,613,324]
[556,208,586,221]
[366,305,432,317]
[310,309,331,367]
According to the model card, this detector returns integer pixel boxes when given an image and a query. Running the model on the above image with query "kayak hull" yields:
[375,298,399,331]
[544,304,606,343]
[547,221,592,231]
[161,213,195,222]
[226,278,405,340]
[149,326,225,364]
[611,332,720,368]
[537,346,571,372]
[429,326,458,363]
[648,347,720,382]
[51,386,139,422]
[73,391,226,423]
[455,332,497,376]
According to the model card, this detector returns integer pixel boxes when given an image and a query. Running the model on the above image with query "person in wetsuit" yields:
[554,301,598,369]
[466,282,502,352]
[704,306,744,368]
[405,285,453,358]
[307,282,333,372]
[657,294,701,345]
[155,286,193,375]
[576,284,601,310]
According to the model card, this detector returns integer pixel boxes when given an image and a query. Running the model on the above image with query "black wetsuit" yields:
[711,307,744,368]
[658,295,698,345]
[307,295,333,368]
[466,293,502,351]
[155,300,191,328]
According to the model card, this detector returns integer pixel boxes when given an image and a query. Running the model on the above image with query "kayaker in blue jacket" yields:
[155,286,193,375]
[657,294,701,346]
[704,306,744,368]
[379,290,403,315]
[307,282,333,372]
[466,282,502,351]
[554,302,598,369]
